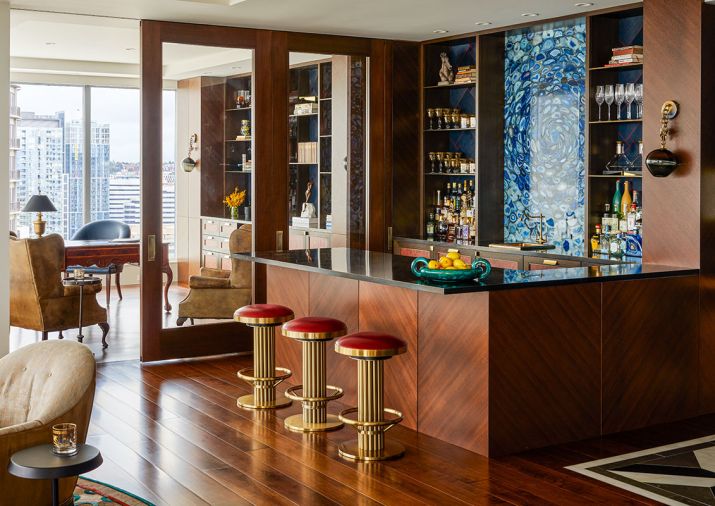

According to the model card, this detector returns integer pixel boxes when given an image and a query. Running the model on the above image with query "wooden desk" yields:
[64,240,174,312]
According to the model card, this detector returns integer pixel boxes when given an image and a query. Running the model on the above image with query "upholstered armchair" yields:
[177,224,252,325]
[0,340,96,506]
[10,234,110,347]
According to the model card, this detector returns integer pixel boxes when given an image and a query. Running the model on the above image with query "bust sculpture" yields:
[300,179,317,218]
[439,52,454,84]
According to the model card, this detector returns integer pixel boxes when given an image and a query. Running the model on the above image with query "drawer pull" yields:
[543,259,558,266]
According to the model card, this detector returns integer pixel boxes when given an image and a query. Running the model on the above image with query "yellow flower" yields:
[224,187,246,208]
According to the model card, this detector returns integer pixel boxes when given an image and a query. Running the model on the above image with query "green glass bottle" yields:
[612,179,623,218]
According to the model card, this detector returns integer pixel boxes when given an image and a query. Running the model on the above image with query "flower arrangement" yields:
[224,187,247,220]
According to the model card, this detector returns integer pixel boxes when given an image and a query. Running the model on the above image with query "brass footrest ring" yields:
[338,407,403,432]
[285,384,344,403]
[237,367,292,386]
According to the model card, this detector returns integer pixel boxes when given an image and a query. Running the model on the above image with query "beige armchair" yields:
[10,234,110,347]
[0,340,96,506]
[177,224,252,325]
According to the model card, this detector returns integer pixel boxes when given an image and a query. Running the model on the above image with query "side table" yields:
[62,276,101,343]
[8,443,103,506]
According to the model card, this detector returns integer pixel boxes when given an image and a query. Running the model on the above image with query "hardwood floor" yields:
[83,354,714,505]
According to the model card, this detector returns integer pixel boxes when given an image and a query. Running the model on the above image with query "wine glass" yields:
[595,86,605,121]
[635,83,644,118]
[625,83,635,120]
[614,84,625,120]
[434,108,443,129]
[427,108,435,129]
[428,152,436,172]
[604,85,614,121]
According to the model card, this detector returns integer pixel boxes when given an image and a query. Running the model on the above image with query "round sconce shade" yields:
[181,157,197,173]
[645,148,679,178]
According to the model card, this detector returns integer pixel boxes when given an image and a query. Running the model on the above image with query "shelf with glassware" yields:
[586,6,644,258]
[224,74,253,221]
[422,36,478,246]
[288,61,334,232]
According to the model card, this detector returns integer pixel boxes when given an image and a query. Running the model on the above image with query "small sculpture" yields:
[439,52,454,84]
[300,179,317,218]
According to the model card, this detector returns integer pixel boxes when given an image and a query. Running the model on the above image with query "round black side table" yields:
[62,276,101,342]
[8,444,103,506]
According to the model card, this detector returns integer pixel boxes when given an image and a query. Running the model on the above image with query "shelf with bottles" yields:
[588,176,642,257]
[425,179,477,245]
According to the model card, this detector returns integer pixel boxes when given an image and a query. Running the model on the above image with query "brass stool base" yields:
[237,393,292,410]
[338,439,405,461]
[284,413,343,433]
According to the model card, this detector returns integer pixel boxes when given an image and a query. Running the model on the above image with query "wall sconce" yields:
[645,101,680,177]
[181,133,198,173]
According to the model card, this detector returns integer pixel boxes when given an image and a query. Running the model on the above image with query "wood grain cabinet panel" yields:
[602,276,699,434]
[358,282,418,429]
[489,284,601,455]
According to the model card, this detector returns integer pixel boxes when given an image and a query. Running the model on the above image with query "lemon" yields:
[427,260,440,270]
[439,257,453,268]
[446,252,461,260]
[444,266,456,270]
[453,259,467,269]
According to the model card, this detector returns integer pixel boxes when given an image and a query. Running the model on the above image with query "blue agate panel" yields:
[503,19,586,256]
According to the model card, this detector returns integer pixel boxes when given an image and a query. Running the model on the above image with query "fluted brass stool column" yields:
[234,304,294,409]
[335,332,407,461]
[281,316,348,432]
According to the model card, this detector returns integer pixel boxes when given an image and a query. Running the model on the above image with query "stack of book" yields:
[605,45,643,67]
[454,65,476,84]
[297,142,318,164]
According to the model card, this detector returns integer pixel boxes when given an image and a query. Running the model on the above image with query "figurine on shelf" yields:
[300,179,317,218]
[439,52,454,84]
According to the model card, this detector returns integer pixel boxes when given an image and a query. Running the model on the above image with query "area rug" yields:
[74,477,155,505]
[567,434,715,505]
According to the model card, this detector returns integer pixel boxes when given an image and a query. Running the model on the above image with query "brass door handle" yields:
[543,259,558,266]
[147,235,156,262]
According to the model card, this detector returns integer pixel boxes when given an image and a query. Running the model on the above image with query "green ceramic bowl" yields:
[410,257,492,283]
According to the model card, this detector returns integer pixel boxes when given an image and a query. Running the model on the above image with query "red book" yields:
[612,45,644,56]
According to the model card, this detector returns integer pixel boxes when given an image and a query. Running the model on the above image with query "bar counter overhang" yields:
[236,248,700,457]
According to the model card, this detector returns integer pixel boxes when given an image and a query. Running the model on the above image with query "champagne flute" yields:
[635,83,644,119]
[625,83,635,120]
[595,85,605,121]
[604,84,614,121]
[614,83,625,120]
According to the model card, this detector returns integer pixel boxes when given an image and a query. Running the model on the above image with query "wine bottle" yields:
[620,180,633,217]
[612,180,623,218]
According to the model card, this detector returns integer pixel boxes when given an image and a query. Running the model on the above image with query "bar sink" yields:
[487,242,556,251]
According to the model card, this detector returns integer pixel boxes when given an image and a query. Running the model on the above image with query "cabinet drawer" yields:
[203,235,229,252]
[202,219,222,235]
[479,252,521,270]
[203,251,232,270]
[220,221,239,236]
[524,256,581,270]
[399,247,432,259]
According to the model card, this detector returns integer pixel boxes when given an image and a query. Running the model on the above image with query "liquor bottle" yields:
[626,203,637,233]
[605,141,631,175]
[612,179,623,218]
[628,140,643,173]
[610,233,625,258]
[426,212,435,241]
[443,183,451,208]
[436,214,448,242]
[600,225,611,253]
[620,180,633,217]
[591,224,602,253]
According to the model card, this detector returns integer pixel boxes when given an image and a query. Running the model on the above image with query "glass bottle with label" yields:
[600,225,611,254]
[426,212,435,241]
[605,141,631,175]
[591,224,602,253]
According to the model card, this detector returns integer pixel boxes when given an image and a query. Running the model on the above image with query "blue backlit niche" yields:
[503,19,586,255]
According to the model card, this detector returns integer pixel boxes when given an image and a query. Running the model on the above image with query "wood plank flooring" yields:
[83,354,715,505]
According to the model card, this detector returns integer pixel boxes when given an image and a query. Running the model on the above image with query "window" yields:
[11,84,177,257]
[13,84,84,238]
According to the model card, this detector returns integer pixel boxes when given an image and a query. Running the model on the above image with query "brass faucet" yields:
[523,212,548,244]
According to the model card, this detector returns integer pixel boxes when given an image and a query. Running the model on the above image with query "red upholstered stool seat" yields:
[234,304,294,325]
[282,317,348,341]
[335,332,407,358]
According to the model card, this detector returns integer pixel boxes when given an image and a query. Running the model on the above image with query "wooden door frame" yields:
[141,21,394,361]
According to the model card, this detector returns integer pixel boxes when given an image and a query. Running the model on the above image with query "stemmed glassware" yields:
[595,86,605,121]
[625,83,635,120]
[427,108,435,129]
[614,84,625,120]
[604,85,614,121]
[635,83,644,119]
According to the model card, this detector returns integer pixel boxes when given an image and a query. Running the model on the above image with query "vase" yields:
[243,207,251,221]
[230,207,239,220]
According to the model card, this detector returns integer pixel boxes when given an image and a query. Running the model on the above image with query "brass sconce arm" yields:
[646,100,680,177]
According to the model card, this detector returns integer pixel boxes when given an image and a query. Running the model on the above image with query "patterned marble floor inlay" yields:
[568,435,715,505]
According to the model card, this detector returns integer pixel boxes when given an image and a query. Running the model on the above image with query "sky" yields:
[15,83,176,163]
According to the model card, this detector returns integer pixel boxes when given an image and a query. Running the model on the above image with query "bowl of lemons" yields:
[410,251,492,282]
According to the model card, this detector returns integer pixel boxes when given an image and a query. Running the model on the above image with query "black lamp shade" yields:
[22,195,57,213]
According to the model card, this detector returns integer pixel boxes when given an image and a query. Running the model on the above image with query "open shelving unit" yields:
[223,73,253,221]
[586,6,644,253]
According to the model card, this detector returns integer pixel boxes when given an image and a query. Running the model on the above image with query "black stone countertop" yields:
[234,248,697,295]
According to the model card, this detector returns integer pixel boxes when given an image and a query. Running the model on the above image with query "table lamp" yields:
[22,194,56,237]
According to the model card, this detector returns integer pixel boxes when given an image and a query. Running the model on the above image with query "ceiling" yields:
[11,0,637,43]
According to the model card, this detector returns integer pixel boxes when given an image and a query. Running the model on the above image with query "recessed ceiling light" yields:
[474,21,492,26]
[521,12,540,17]
[45,42,56,46]
[432,29,449,34]
[574,2,594,6]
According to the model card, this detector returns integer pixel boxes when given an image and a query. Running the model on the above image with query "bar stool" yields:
[234,304,294,410]
[334,331,407,461]
[281,316,348,432]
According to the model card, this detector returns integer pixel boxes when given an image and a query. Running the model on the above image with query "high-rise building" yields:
[9,85,21,232]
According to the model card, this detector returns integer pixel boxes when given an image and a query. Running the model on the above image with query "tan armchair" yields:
[10,234,110,347]
[177,224,252,325]
[0,340,96,506]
